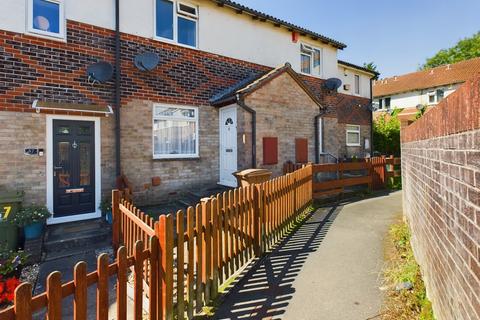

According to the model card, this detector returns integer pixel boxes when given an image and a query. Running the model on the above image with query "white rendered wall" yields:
[337,65,372,98]
[374,84,460,110]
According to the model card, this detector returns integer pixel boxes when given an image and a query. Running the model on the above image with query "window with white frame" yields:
[300,44,322,76]
[153,105,199,159]
[428,91,436,104]
[354,74,360,95]
[436,89,444,102]
[346,125,361,146]
[155,0,198,48]
[28,0,65,39]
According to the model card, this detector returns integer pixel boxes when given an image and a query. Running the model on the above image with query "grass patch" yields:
[382,220,435,320]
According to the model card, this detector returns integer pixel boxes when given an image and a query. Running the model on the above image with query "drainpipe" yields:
[237,97,256,168]
[369,78,373,156]
[314,106,328,164]
[114,0,121,177]
[314,114,321,164]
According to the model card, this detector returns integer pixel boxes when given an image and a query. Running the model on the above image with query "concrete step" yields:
[44,219,111,256]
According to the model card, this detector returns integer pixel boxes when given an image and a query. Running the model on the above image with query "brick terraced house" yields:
[0,0,377,224]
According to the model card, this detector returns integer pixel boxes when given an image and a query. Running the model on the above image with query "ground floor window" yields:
[153,104,198,159]
[346,124,361,146]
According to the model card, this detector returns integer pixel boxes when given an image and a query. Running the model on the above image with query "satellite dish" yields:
[87,61,113,83]
[134,52,160,72]
[416,104,424,110]
[324,78,342,91]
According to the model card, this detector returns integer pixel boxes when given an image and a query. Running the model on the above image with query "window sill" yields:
[299,71,324,80]
[153,36,198,51]
[26,30,66,43]
[346,144,361,147]
[153,156,200,161]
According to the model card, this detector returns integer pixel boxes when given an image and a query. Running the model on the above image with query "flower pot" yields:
[105,211,112,224]
[23,221,44,240]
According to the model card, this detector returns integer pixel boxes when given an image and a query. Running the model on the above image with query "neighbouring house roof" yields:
[338,60,379,76]
[209,0,346,49]
[210,63,324,108]
[373,57,480,97]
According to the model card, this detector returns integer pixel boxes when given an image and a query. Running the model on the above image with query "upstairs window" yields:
[385,97,391,108]
[354,75,360,95]
[156,0,198,48]
[436,89,444,102]
[300,44,322,76]
[28,0,65,39]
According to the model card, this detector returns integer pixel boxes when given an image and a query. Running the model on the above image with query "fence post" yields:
[252,184,263,256]
[112,189,120,252]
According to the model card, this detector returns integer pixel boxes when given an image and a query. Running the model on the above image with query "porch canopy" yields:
[209,62,324,108]
[32,100,113,115]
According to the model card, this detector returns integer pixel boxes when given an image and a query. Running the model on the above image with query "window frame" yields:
[354,74,360,95]
[436,89,444,102]
[299,43,323,77]
[346,124,361,147]
[427,91,436,105]
[385,97,391,108]
[27,0,66,40]
[154,0,199,49]
[152,104,200,159]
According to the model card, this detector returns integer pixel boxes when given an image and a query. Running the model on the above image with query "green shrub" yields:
[373,110,401,156]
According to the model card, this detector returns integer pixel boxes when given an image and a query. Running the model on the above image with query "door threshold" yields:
[47,211,102,225]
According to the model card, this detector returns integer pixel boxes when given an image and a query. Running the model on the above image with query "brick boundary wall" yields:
[401,75,480,320]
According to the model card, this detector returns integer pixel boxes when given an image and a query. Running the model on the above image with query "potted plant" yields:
[99,199,112,224]
[13,205,51,240]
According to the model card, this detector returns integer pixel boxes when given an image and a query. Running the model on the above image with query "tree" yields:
[373,110,401,156]
[421,31,480,70]
[363,62,380,79]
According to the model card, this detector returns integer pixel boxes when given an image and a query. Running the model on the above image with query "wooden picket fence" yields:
[312,161,373,197]
[2,166,312,320]
[112,165,312,319]
[284,156,401,198]
[1,239,158,320]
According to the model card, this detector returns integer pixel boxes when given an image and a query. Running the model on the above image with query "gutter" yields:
[237,97,257,168]
[114,0,121,177]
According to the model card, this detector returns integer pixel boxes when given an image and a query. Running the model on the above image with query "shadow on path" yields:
[214,205,342,320]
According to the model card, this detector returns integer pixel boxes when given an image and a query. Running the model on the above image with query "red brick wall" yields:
[0,20,371,123]
[401,76,480,320]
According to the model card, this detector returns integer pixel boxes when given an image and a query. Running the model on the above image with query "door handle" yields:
[54,166,63,170]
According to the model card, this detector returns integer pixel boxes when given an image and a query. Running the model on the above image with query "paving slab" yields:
[214,191,403,320]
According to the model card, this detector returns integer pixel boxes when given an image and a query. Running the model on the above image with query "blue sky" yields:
[234,0,480,78]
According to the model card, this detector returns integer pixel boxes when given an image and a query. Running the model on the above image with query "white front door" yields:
[219,106,238,187]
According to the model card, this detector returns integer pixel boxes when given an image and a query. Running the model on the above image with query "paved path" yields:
[214,191,403,320]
